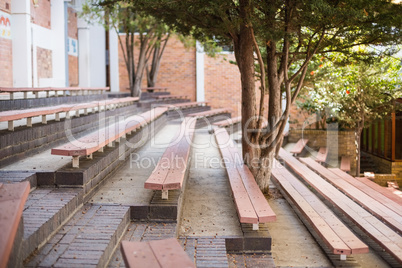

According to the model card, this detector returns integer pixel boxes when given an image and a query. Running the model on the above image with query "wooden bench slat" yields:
[279,148,402,264]
[329,168,402,215]
[340,156,351,172]
[272,167,353,255]
[352,175,402,206]
[188,108,231,118]
[272,162,368,255]
[301,157,402,232]
[0,181,30,268]
[121,241,161,268]
[148,238,195,268]
[290,139,308,154]
[144,145,177,190]
[212,116,242,128]
[315,147,328,163]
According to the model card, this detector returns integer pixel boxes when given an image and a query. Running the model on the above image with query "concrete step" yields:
[25,204,130,268]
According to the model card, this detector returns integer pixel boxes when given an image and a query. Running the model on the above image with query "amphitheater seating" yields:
[0,97,138,131]
[51,107,167,168]
[214,127,276,230]
[0,87,109,100]
[144,117,196,199]
[290,139,308,155]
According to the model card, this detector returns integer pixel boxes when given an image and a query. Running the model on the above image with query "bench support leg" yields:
[55,113,60,121]
[108,142,114,147]
[10,92,14,100]
[98,147,104,153]
[162,190,168,200]
[8,121,14,131]
[252,223,259,231]
[27,117,32,127]
[340,255,346,261]
[75,110,80,117]
[72,156,79,168]
[86,154,93,160]
[42,115,47,124]
[66,112,70,119]
[24,92,28,99]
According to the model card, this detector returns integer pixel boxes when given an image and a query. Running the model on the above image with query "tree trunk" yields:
[147,46,161,87]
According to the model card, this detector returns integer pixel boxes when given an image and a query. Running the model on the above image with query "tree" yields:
[104,0,402,192]
[82,1,170,96]
[299,54,402,176]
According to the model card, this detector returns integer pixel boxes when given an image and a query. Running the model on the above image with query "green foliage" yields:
[298,52,402,130]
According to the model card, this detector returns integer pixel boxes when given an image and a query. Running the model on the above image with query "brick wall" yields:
[204,53,242,116]
[31,0,51,29]
[370,154,402,182]
[68,7,78,86]
[0,0,11,13]
[37,47,52,79]
[0,37,12,87]
[0,3,12,87]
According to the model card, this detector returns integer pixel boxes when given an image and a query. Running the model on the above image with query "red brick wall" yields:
[0,0,11,13]
[69,56,78,86]
[204,53,242,116]
[0,4,12,87]
[0,38,12,87]
[37,47,52,80]
[118,34,196,100]
[31,0,51,29]
[288,99,318,130]
[68,7,78,86]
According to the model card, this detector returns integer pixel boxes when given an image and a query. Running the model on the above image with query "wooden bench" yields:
[340,156,351,173]
[0,181,30,268]
[155,95,188,100]
[162,102,208,111]
[290,139,308,155]
[279,148,402,265]
[0,87,109,100]
[315,147,328,164]
[271,160,368,260]
[212,116,241,128]
[0,97,138,131]
[214,127,276,230]
[188,108,231,118]
[51,107,167,168]
[144,117,196,199]
[121,238,195,268]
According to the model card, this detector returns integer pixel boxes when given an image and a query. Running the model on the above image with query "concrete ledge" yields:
[0,171,37,189]
[225,223,272,253]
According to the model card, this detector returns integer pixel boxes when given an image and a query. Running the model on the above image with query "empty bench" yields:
[279,148,402,265]
[340,156,351,173]
[144,117,196,199]
[315,147,328,164]
[51,107,167,168]
[271,160,368,260]
[290,138,308,156]
[212,116,241,128]
[155,95,188,100]
[214,127,276,230]
[0,97,138,131]
[0,86,109,100]
[300,158,402,233]
[0,181,30,268]
[121,238,195,268]
[162,102,208,111]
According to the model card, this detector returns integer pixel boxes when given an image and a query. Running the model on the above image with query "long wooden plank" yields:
[272,168,353,255]
[315,147,328,163]
[290,139,308,154]
[149,238,195,268]
[212,116,242,128]
[0,182,30,268]
[352,176,402,205]
[121,241,161,268]
[329,168,402,216]
[215,129,258,224]
[279,148,402,264]
[301,157,402,232]
[188,108,231,118]
[272,162,368,254]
